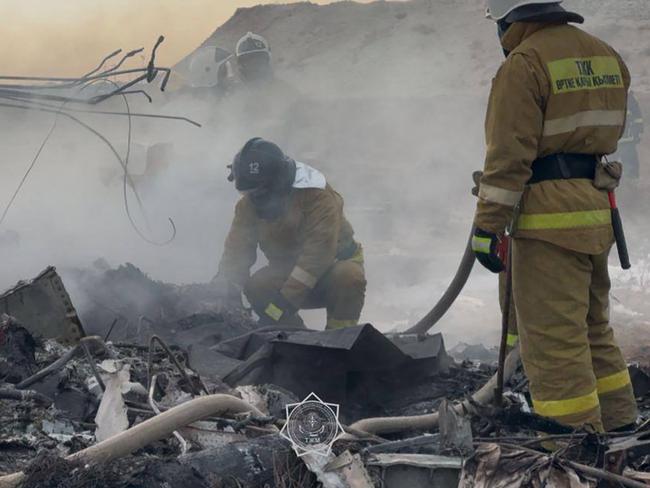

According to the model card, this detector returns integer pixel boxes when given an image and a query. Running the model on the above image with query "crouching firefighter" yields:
[472,0,638,432]
[213,137,366,329]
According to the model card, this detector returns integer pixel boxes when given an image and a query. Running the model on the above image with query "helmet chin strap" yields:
[497,19,512,57]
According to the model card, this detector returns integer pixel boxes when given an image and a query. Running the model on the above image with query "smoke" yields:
[1,0,648,348]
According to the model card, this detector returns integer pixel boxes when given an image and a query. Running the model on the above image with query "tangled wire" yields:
[0,36,201,245]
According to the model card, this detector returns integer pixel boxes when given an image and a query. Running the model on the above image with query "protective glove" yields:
[471,227,509,273]
[471,170,483,197]
[263,292,297,323]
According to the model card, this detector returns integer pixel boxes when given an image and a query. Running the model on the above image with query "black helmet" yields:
[505,3,583,23]
[493,2,583,45]
[228,138,297,219]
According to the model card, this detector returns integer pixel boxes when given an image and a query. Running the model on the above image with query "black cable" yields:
[0,94,201,127]
[0,100,176,245]
[80,49,122,79]
[0,37,180,244]
[0,106,62,226]
[85,78,176,245]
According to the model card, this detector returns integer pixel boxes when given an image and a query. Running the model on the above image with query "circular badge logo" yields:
[280,393,343,457]
[286,401,338,450]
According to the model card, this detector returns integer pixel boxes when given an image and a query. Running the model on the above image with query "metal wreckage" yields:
[0,262,648,488]
[1,43,650,488]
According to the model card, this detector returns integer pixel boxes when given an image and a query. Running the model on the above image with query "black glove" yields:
[471,170,483,197]
[472,227,506,273]
[263,292,297,323]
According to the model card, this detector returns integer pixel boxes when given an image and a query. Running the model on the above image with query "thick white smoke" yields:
[1,0,648,349]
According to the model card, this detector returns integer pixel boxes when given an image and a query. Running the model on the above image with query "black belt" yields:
[528,153,598,184]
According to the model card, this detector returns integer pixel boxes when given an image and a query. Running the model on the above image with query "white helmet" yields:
[188,46,233,88]
[235,32,271,58]
[485,0,562,20]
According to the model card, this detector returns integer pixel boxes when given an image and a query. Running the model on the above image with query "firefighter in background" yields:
[618,90,644,180]
[213,138,366,329]
[223,32,298,143]
[235,32,274,83]
[472,0,637,432]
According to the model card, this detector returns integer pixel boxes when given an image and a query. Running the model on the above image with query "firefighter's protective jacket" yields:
[474,22,630,254]
[218,162,357,308]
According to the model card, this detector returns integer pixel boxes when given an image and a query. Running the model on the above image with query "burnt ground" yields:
[1,275,649,487]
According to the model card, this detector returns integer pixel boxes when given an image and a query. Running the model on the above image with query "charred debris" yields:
[0,265,648,488]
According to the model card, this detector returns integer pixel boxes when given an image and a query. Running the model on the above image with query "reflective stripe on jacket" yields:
[475,22,630,254]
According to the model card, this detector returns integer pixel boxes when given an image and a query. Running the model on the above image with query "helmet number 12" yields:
[249,162,260,174]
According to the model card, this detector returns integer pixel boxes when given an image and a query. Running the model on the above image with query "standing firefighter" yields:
[472,0,637,431]
[214,138,366,329]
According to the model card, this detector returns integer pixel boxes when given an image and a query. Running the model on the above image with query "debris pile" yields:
[0,268,649,488]
[64,262,259,345]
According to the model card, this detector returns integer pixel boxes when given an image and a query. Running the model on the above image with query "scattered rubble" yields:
[63,262,259,343]
[0,267,85,344]
[448,342,499,365]
[1,269,649,487]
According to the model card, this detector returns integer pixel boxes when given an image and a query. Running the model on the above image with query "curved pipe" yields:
[148,374,189,455]
[147,334,207,395]
[349,346,520,435]
[405,226,476,335]
[0,394,267,488]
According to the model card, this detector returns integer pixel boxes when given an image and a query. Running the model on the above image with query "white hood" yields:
[293,161,326,189]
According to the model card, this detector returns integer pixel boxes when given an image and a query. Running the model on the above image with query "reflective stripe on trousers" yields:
[533,389,599,418]
[533,369,632,419]
[326,318,358,330]
[596,369,631,395]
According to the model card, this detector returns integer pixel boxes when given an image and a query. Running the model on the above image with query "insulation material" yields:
[94,361,130,443]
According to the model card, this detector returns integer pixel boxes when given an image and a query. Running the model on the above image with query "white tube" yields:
[0,394,267,488]
[349,347,521,435]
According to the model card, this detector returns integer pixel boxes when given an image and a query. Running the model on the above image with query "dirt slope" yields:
[177,0,650,98]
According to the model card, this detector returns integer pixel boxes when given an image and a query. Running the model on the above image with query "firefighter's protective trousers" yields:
[513,239,635,431]
[244,259,366,329]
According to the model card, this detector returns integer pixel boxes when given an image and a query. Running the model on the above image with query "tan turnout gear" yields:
[218,184,366,328]
[474,21,637,430]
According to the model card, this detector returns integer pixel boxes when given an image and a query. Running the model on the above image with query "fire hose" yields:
[0,394,269,488]
[348,345,520,435]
